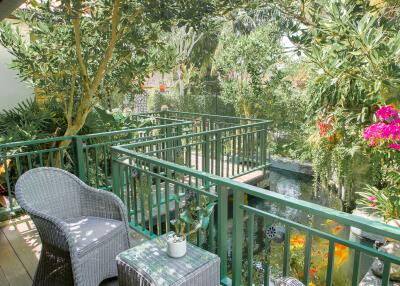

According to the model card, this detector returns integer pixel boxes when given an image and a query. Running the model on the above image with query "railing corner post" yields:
[217,185,228,281]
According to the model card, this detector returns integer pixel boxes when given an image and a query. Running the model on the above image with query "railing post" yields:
[72,136,86,182]
[232,189,244,285]
[111,149,120,196]
[1,152,14,213]
[261,122,268,176]
[217,185,228,282]
[215,132,221,176]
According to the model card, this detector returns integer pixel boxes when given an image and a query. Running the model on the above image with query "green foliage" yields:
[0,98,150,144]
[0,98,66,143]
[358,168,400,221]
[215,24,285,117]
[273,0,400,202]
[171,192,216,238]
[0,0,238,139]
[213,21,309,157]
[296,0,400,113]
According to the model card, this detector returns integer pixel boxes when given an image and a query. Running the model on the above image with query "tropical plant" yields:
[0,98,66,143]
[358,169,400,221]
[170,191,216,240]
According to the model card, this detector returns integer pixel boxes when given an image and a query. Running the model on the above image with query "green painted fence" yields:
[0,111,258,218]
[0,114,191,218]
[110,115,400,286]
[2,110,399,286]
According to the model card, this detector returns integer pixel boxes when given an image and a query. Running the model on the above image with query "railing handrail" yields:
[79,121,191,140]
[0,120,190,150]
[164,110,270,123]
[112,146,400,241]
[118,120,269,150]
[0,136,75,150]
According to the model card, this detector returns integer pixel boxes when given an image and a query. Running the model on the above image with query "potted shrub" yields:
[167,193,216,258]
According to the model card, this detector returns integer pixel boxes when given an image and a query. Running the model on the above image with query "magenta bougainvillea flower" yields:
[363,105,400,151]
[376,105,399,121]
[388,143,400,150]
[368,196,377,202]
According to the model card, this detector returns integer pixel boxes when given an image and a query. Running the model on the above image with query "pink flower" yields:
[364,122,400,141]
[376,105,399,121]
[368,196,377,202]
[363,106,400,151]
[388,143,400,150]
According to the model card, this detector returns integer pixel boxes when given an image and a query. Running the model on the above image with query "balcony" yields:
[1,111,399,286]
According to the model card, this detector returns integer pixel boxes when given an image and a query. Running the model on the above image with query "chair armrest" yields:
[79,184,129,225]
[30,212,70,251]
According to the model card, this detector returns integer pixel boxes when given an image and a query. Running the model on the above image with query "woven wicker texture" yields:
[116,234,220,286]
[15,167,131,286]
[275,277,305,286]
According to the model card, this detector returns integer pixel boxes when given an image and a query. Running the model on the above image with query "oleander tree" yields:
[256,0,400,202]
[0,0,238,157]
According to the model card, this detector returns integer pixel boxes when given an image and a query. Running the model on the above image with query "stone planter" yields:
[371,242,400,282]
[350,209,385,243]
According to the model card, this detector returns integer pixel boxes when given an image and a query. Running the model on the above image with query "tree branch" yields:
[70,0,121,133]
[65,72,77,126]
[90,0,121,94]
[68,0,91,95]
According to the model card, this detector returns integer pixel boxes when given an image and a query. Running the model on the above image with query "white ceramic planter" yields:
[167,237,187,258]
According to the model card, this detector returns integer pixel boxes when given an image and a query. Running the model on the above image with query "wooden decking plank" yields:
[0,215,148,285]
[1,216,40,278]
[0,265,10,286]
[234,170,265,184]
[0,228,32,286]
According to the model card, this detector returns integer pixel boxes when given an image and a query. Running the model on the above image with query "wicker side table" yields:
[116,234,220,286]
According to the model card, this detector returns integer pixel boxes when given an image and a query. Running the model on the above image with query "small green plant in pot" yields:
[167,192,216,258]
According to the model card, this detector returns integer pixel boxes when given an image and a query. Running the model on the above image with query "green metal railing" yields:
[0,111,257,218]
[110,115,400,286]
[0,114,191,217]
[2,110,400,285]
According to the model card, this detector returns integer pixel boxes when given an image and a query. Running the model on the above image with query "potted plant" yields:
[167,192,216,258]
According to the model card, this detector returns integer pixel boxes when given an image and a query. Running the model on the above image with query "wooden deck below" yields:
[0,215,146,286]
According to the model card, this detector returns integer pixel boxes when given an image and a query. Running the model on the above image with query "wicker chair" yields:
[15,167,131,286]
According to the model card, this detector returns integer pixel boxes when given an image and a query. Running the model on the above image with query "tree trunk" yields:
[177,65,185,98]
[54,107,91,167]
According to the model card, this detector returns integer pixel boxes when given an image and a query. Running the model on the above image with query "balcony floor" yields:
[0,215,147,286]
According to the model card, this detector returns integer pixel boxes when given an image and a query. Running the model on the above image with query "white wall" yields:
[0,19,34,111]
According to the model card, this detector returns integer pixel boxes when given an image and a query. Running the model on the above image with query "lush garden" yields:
[0,1,399,285]
[1,0,398,218]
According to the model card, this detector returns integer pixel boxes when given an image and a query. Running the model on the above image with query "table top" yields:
[117,234,220,285]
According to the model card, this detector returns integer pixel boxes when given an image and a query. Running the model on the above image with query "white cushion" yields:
[65,216,124,255]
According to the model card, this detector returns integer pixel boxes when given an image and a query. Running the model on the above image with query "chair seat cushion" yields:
[65,216,124,255]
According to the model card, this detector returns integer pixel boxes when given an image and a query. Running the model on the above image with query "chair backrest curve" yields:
[15,167,82,219]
